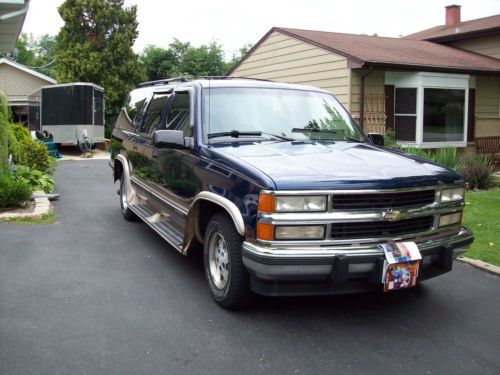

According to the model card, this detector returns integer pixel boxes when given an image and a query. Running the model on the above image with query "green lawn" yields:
[462,188,500,266]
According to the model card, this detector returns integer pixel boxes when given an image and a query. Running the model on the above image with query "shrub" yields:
[383,129,398,148]
[0,173,32,208]
[402,147,459,171]
[432,147,460,171]
[110,139,122,159]
[459,155,494,190]
[14,165,55,193]
[7,125,28,165]
[0,93,9,174]
[23,140,53,173]
[9,124,32,143]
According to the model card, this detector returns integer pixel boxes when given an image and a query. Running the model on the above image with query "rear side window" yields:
[165,92,192,137]
[140,93,170,135]
[122,89,151,129]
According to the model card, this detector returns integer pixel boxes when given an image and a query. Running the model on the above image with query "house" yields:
[0,0,30,54]
[0,57,56,124]
[228,5,500,150]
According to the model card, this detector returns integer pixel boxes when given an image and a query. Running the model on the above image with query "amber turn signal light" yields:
[257,222,274,241]
[258,194,275,213]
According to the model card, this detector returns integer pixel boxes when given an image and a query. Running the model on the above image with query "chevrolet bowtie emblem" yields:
[384,210,403,221]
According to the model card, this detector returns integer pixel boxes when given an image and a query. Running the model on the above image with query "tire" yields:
[203,213,252,309]
[120,175,138,221]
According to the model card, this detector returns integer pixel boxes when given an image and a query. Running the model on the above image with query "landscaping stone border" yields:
[0,191,51,220]
[457,257,500,277]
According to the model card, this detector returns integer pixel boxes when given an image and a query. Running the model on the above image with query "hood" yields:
[209,141,463,190]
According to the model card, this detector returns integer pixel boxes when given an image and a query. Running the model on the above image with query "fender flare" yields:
[114,154,135,203]
[190,191,245,237]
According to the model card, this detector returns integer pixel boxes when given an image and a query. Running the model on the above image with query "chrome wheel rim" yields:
[208,232,229,289]
[121,179,128,211]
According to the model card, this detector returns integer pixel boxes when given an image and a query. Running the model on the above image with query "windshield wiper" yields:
[292,128,341,134]
[208,130,294,141]
[263,132,295,141]
[343,136,364,143]
[208,130,262,139]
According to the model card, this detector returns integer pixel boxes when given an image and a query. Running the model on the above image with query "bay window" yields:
[386,72,473,148]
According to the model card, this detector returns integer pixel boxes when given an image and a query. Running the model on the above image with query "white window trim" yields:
[386,72,471,148]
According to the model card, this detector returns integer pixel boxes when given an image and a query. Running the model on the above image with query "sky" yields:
[21,0,500,58]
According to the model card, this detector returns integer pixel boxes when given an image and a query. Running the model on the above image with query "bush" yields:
[459,155,494,190]
[14,165,55,193]
[110,139,122,159]
[7,125,28,165]
[23,140,53,173]
[9,124,32,143]
[432,147,460,171]
[0,173,32,208]
[5,124,56,175]
[0,93,9,174]
[403,147,459,170]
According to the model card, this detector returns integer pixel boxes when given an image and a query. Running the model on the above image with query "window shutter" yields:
[467,88,475,142]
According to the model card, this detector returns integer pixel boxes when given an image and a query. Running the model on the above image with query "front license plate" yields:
[380,242,422,292]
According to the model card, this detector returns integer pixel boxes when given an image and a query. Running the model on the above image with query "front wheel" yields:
[120,175,138,221]
[203,213,251,309]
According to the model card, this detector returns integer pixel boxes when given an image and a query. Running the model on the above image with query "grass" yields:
[462,187,500,266]
[2,210,57,225]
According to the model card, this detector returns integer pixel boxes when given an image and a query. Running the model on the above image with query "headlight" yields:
[439,212,463,227]
[275,196,327,212]
[440,187,464,203]
[275,225,325,240]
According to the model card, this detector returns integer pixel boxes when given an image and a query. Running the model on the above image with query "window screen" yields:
[395,88,417,142]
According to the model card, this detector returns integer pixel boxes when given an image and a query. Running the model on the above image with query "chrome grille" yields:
[331,216,434,239]
[332,190,436,210]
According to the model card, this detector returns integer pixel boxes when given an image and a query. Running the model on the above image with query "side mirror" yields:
[367,133,385,146]
[153,130,186,149]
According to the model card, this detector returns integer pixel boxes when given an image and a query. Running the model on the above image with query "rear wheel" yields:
[203,213,251,309]
[120,175,138,221]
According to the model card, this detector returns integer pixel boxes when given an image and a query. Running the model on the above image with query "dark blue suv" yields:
[111,78,473,308]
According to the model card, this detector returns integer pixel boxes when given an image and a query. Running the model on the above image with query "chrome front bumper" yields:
[241,227,473,295]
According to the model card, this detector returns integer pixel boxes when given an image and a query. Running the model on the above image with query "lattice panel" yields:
[363,94,387,134]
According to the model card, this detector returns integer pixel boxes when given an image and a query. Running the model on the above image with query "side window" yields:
[122,89,149,129]
[140,93,170,135]
[165,92,192,137]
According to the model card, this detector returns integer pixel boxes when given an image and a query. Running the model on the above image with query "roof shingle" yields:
[275,27,500,73]
[403,13,500,41]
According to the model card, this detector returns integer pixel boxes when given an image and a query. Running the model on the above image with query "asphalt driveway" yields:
[1,160,499,375]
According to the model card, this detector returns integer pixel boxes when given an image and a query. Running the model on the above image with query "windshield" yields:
[202,87,365,142]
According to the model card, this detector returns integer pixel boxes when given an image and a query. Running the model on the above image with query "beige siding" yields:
[475,75,500,137]
[0,63,54,104]
[230,31,350,108]
[449,34,500,60]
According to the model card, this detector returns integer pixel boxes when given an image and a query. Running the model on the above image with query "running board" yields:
[129,204,184,252]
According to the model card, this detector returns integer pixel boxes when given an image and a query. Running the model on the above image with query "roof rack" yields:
[197,76,273,82]
[137,75,273,88]
[137,77,191,88]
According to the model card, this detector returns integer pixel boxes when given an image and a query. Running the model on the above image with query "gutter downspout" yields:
[359,66,373,131]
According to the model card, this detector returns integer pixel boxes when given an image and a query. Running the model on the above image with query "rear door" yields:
[128,91,172,212]
[149,88,199,235]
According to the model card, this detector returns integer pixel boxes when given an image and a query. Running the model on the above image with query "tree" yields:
[140,40,252,82]
[139,45,180,81]
[55,0,145,114]
[13,33,58,78]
